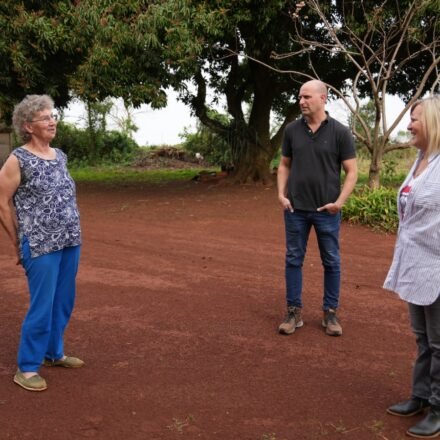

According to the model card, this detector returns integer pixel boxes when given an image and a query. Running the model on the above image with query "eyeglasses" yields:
[30,113,59,123]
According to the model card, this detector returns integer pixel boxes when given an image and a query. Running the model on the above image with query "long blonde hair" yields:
[411,95,440,156]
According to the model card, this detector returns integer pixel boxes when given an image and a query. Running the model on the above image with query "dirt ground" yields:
[0,179,419,440]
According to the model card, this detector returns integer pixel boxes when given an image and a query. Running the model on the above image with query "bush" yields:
[53,122,90,164]
[180,110,232,169]
[343,186,398,232]
[54,122,139,166]
[100,131,139,164]
[181,128,231,168]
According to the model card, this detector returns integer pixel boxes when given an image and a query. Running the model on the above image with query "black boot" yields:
[387,397,430,417]
[407,406,440,438]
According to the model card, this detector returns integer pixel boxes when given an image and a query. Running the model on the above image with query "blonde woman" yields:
[384,96,440,438]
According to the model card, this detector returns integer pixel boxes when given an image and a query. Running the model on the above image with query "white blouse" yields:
[384,152,440,305]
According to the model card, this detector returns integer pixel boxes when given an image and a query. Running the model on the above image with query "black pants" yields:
[409,295,440,406]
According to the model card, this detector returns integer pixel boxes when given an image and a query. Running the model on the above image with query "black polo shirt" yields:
[281,115,356,211]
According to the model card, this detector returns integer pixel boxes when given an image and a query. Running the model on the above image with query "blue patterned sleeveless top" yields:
[12,147,81,258]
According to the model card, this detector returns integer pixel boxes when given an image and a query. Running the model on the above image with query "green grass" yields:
[69,166,212,184]
[356,171,408,188]
[341,150,413,232]
[343,185,398,232]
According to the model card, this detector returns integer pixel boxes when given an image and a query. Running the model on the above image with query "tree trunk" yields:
[231,139,274,184]
[368,166,380,189]
[86,101,100,165]
[368,145,384,188]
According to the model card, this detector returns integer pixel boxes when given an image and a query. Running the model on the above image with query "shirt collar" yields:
[301,111,330,127]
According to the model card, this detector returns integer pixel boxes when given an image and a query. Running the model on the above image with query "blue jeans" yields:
[284,209,341,310]
[18,237,81,372]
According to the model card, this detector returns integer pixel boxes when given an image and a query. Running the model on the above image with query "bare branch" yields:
[384,141,412,154]
[226,0,439,186]
[270,48,314,60]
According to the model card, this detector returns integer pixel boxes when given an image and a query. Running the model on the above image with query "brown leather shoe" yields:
[322,309,342,336]
[44,356,85,368]
[279,306,303,335]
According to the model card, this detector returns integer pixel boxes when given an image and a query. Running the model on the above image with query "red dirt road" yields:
[0,181,417,439]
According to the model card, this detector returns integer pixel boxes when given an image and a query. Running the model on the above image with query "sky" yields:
[62,91,411,147]
[63,90,198,147]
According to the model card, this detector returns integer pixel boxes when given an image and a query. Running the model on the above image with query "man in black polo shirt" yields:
[277,79,357,336]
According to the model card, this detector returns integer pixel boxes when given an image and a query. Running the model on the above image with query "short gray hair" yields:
[12,95,54,142]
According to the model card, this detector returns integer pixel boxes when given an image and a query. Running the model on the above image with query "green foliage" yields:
[381,157,398,181]
[271,148,281,169]
[0,0,435,183]
[52,122,89,164]
[0,1,84,119]
[294,1,439,188]
[55,122,139,166]
[85,99,112,133]
[356,145,416,187]
[52,99,139,166]
[68,0,168,107]
[343,186,398,232]
[62,0,352,181]
[180,110,232,168]
[348,100,377,144]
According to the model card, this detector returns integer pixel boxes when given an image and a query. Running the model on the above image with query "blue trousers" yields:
[284,209,341,310]
[18,237,81,372]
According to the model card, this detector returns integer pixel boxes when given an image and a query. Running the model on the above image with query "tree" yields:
[272,0,439,187]
[0,1,160,160]
[67,0,352,183]
[0,1,85,120]
[67,1,169,110]
[108,100,139,141]
[84,98,113,164]
[6,1,434,186]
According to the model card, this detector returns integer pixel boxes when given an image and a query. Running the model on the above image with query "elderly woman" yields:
[384,95,440,438]
[0,95,83,392]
